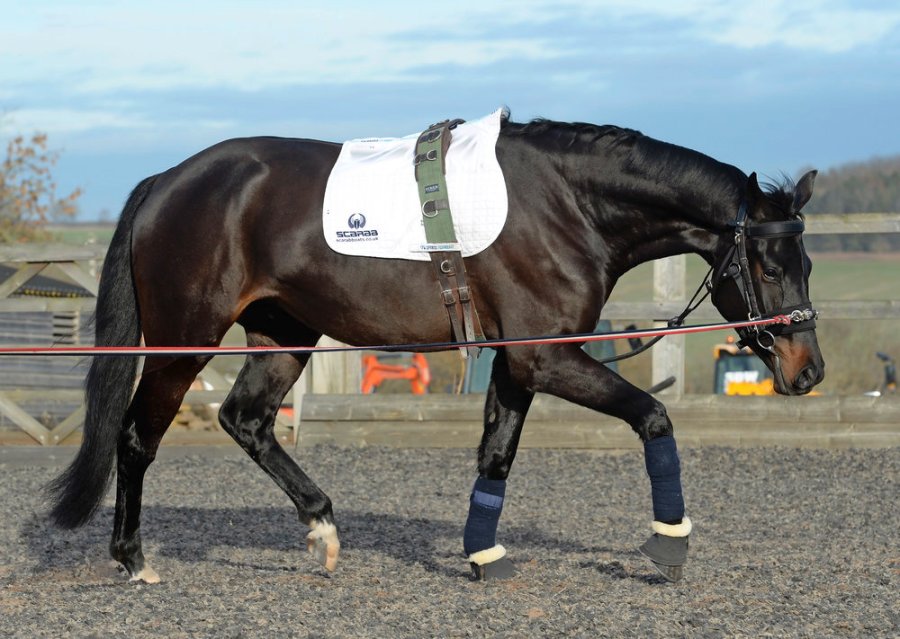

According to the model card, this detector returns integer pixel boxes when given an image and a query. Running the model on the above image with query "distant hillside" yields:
[803,155,900,252]
[804,156,900,214]
[45,223,115,246]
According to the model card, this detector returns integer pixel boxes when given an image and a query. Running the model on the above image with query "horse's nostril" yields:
[794,366,818,391]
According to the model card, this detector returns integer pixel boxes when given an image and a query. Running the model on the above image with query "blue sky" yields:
[2,0,899,220]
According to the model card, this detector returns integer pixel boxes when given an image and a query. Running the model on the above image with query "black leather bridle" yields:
[593,199,819,367]
[710,201,818,352]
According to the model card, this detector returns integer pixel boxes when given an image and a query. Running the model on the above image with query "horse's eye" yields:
[763,267,779,281]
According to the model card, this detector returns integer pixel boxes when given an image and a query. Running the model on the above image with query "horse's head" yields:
[711,170,825,395]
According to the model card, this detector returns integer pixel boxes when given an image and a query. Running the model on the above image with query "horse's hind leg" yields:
[217,328,339,572]
[465,349,534,580]
[111,356,210,583]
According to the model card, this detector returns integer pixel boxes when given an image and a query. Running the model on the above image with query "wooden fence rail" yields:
[296,393,900,449]
[1,212,898,446]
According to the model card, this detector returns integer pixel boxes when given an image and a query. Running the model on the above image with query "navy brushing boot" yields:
[463,477,516,580]
[640,435,691,582]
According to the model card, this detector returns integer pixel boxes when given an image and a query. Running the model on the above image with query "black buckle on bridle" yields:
[735,304,819,349]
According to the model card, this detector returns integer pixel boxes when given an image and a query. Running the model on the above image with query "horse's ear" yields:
[793,170,817,212]
[745,172,763,211]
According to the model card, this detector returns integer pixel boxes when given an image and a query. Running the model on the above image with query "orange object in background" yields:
[713,336,776,395]
[361,353,431,394]
[714,338,820,396]
[725,377,776,396]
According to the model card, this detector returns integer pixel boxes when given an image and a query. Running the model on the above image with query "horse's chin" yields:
[772,375,794,396]
[772,380,811,396]
[770,358,820,396]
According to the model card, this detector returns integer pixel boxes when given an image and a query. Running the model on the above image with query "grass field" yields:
[597,253,899,396]
[46,224,115,246]
[427,252,900,396]
[606,252,899,302]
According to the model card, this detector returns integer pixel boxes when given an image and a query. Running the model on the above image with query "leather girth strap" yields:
[414,119,485,357]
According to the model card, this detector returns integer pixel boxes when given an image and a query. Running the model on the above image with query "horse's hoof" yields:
[467,545,515,581]
[306,519,340,572]
[129,565,161,584]
[469,556,517,581]
[645,560,683,583]
[638,529,689,583]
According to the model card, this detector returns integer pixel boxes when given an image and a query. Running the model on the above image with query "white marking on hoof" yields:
[130,565,161,584]
[306,519,340,572]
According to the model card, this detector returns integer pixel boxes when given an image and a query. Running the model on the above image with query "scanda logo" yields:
[336,213,379,242]
[336,229,378,238]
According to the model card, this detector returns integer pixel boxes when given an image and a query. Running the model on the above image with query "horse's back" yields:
[135,136,338,230]
[133,136,341,256]
[127,136,457,345]
[125,132,603,347]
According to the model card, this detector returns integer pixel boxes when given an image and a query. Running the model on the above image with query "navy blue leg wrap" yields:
[644,435,685,523]
[463,477,506,556]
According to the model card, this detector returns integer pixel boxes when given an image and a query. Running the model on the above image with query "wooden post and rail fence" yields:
[1,213,898,447]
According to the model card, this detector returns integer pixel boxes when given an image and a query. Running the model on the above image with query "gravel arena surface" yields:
[1,444,897,638]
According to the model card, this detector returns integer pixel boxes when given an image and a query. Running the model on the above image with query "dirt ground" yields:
[1,443,897,638]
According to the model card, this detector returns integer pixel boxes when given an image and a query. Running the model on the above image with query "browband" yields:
[745,219,806,239]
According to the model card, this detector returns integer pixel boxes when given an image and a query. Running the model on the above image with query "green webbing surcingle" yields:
[415,121,460,247]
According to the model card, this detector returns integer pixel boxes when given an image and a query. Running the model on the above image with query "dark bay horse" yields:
[47,114,824,583]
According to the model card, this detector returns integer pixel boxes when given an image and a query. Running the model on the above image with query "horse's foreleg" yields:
[466,349,534,580]
[512,344,691,582]
[112,357,210,583]
[218,336,339,572]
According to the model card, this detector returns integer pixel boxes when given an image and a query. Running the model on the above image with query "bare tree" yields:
[0,132,82,242]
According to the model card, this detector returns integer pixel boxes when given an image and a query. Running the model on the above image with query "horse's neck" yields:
[582,144,745,270]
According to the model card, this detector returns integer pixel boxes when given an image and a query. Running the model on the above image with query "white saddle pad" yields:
[323,109,508,261]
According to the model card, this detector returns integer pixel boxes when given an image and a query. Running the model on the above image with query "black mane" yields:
[499,113,643,150]
[500,112,800,220]
[760,176,801,218]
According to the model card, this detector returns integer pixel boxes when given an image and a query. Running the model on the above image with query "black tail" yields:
[46,175,157,528]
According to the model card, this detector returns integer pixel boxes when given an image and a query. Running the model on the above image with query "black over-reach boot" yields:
[638,517,691,583]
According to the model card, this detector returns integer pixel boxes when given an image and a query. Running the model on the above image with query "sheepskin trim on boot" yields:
[467,544,507,566]
[652,517,692,538]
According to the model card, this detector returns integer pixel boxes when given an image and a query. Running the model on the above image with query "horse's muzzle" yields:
[790,364,825,395]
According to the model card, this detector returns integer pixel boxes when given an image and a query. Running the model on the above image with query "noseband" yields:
[710,201,818,351]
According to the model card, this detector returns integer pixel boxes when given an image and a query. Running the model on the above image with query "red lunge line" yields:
[0,315,791,357]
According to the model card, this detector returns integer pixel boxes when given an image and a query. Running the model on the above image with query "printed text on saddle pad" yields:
[323,109,508,261]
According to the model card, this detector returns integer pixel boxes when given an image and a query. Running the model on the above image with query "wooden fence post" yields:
[308,336,361,394]
[291,368,308,447]
[652,255,686,397]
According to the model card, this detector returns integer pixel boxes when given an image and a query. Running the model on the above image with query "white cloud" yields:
[546,0,900,53]
[2,0,897,141]
[695,1,900,53]
[1,0,896,102]
[0,2,562,95]
[0,108,151,135]
[0,108,240,138]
